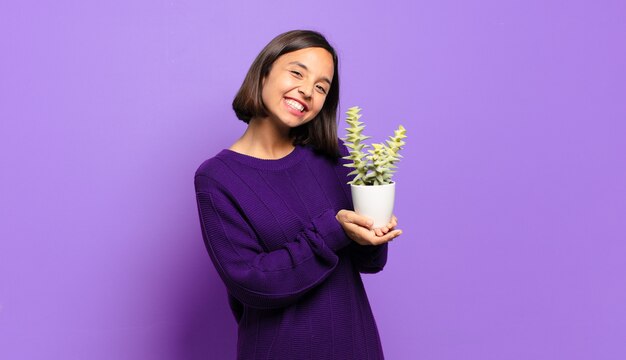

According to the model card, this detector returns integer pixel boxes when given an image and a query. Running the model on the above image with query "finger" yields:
[374,230,401,245]
[386,215,396,228]
[382,217,393,230]
[384,229,402,242]
[374,228,383,237]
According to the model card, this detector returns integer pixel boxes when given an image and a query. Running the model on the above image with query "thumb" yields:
[350,212,374,229]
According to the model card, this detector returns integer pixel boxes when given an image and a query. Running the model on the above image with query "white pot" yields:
[350,182,396,228]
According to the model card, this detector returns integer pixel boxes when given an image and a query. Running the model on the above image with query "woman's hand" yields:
[372,214,398,237]
[335,210,402,246]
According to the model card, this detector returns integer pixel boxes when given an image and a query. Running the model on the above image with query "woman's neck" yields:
[229,117,295,159]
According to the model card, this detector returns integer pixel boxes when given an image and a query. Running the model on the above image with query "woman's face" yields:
[260,47,334,129]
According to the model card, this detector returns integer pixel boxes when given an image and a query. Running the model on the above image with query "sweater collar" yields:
[218,144,307,170]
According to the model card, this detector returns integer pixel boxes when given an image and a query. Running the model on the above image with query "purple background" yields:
[1,1,625,359]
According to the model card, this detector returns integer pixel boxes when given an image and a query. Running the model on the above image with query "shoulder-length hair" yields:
[232,30,341,161]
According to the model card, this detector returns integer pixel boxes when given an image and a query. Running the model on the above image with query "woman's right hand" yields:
[335,209,402,246]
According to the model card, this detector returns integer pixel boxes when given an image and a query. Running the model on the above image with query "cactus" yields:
[340,106,407,186]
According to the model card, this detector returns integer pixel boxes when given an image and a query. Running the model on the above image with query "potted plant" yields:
[340,106,407,228]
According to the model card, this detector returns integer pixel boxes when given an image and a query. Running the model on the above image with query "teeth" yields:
[285,99,305,112]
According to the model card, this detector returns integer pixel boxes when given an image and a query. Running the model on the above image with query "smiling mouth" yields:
[285,98,307,113]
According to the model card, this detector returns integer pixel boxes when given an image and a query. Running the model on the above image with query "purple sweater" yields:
[194,141,388,359]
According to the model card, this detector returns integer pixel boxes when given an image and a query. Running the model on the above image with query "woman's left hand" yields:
[373,215,398,237]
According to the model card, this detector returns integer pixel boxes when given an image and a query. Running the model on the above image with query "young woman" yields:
[194,30,402,359]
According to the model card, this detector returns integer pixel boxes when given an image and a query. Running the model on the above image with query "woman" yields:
[194,30,402,359]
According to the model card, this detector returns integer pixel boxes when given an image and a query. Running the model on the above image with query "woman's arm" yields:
[194,183,351,310]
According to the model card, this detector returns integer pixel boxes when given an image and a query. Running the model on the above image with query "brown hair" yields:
[232,30,341,160]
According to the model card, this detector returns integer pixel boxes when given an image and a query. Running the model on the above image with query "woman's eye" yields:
[290,70,302,77]
[316,85,327,94]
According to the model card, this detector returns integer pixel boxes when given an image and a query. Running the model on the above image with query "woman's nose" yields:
[298,85,312,98]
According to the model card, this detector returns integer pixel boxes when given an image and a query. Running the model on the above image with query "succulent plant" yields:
[340,106,407,186]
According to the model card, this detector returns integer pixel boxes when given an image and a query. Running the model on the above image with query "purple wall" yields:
[1,1,624,359]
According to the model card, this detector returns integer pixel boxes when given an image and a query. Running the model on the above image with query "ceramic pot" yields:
[350,182,396,228]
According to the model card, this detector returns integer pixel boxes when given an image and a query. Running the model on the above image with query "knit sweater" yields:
[194,140,388,360]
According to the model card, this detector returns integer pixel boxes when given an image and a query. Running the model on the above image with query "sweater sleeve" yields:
[348,242,388,274]
[194,184,352,310]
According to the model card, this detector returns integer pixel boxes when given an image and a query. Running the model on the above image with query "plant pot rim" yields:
[350,181,396,187]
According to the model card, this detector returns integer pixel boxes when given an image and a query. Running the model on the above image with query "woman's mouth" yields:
[284,98,307,114]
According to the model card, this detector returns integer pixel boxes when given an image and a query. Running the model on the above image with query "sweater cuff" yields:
[311,209,352,252]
